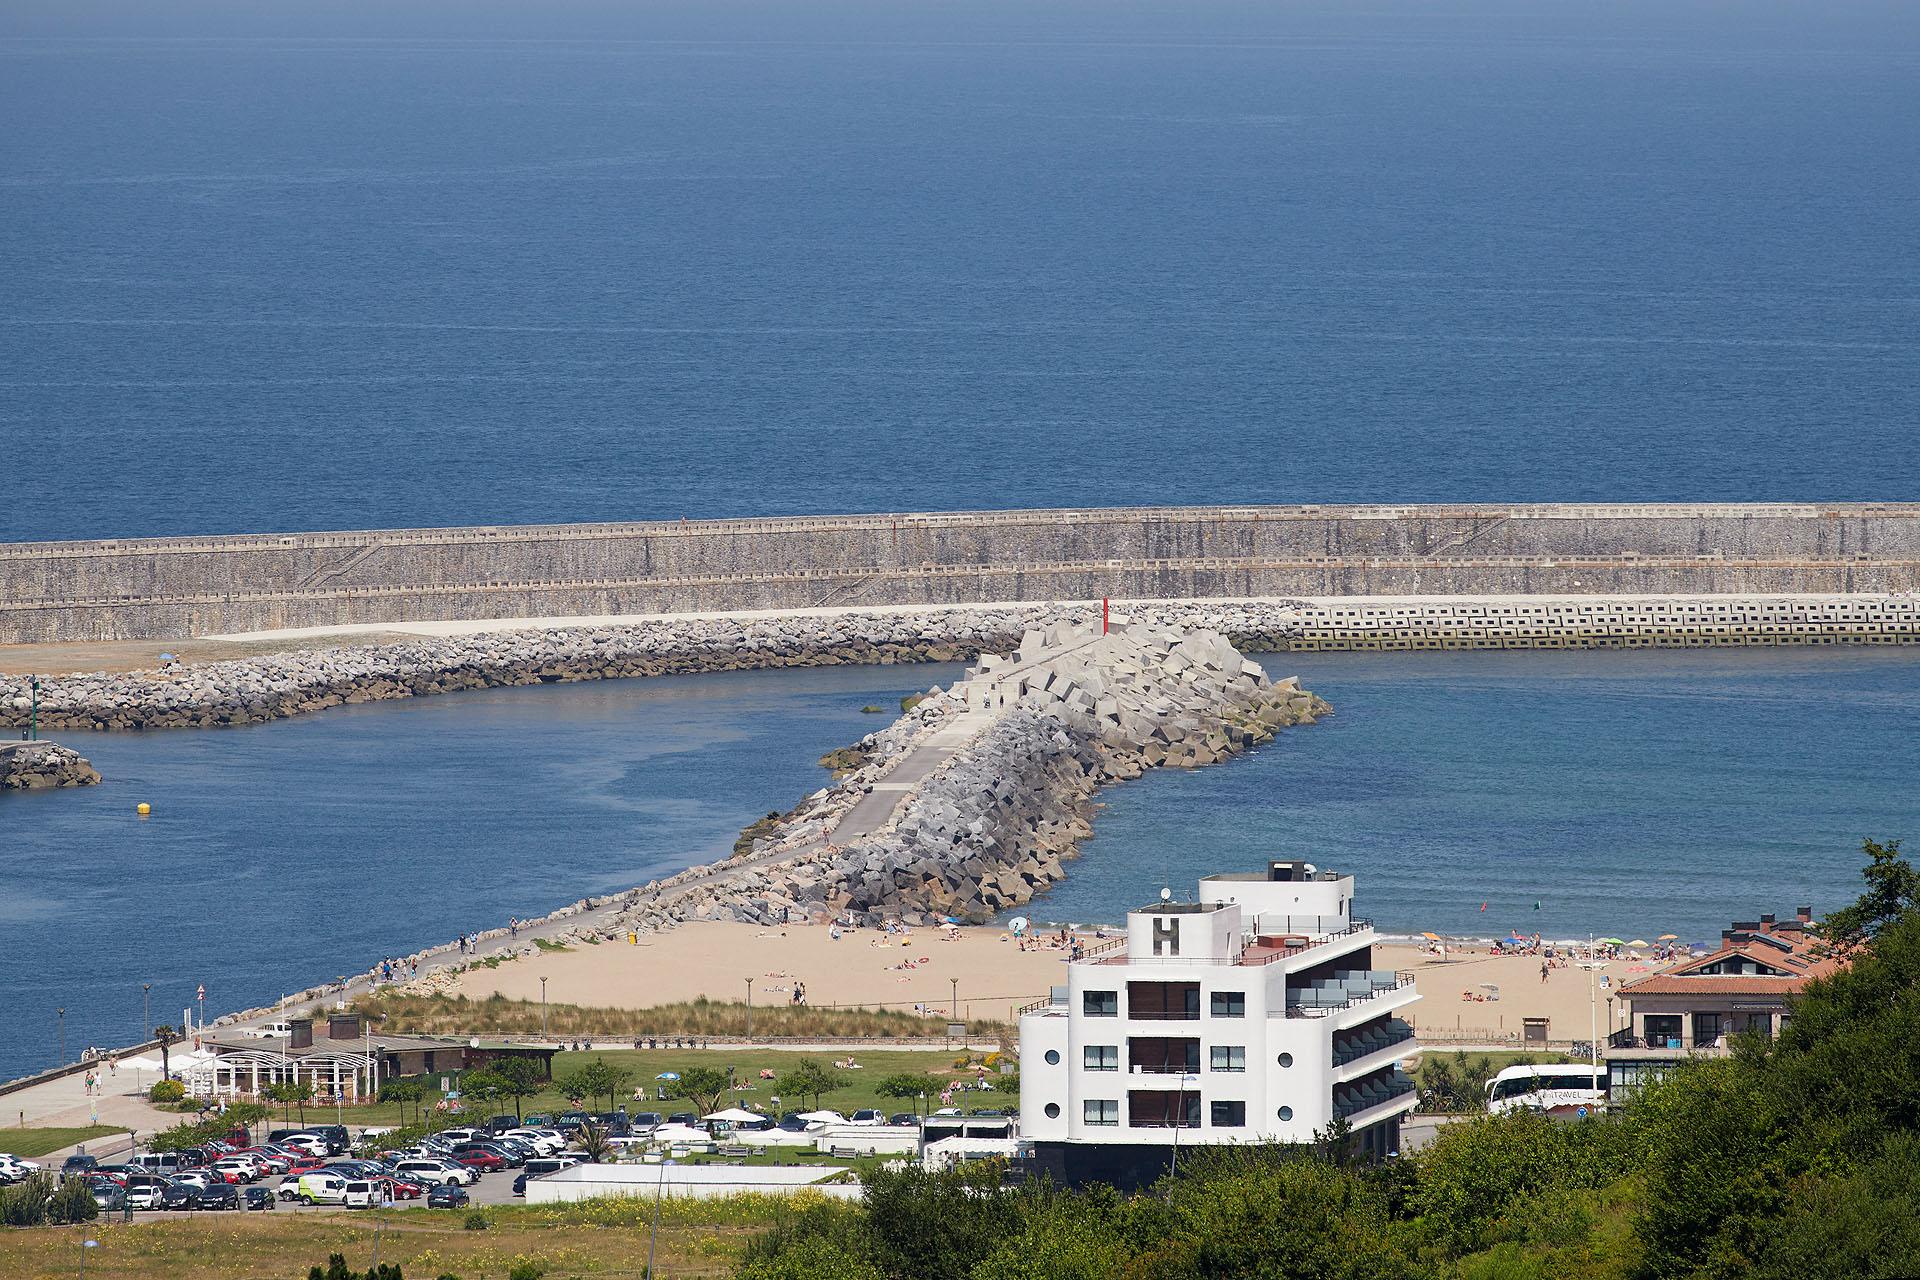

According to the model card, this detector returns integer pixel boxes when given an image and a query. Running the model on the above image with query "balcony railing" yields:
[1084,920,1373,966]
[1284,971,1417,1018]
[1333,1020,1415,1067]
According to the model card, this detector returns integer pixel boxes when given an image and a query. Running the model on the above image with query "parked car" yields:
[426,1183,470,1209]
[553,1112,591,1132]
[195,1183,241,1210]
[242,1148,292,1174]
[0,1154,42,1178]
[243,1186,277,1211]
[89,1185,128,1214]
[486,1115,520,1135]
[62,1154,100,1176]
[452,1148,506,1173]
[170,1170,214,1190]
[377,1175,425,1201]
[341,1180,389,1209]
[211,1157,258,1183]
[160,1183,200,1211]
[393,1158,471,1187]
[125,1181,168,1211]
[889,1113,920,1126]
[849,1110,885,1126]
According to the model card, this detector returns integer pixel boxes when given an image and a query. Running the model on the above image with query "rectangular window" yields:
[1083,1045,1119,1072]
[1210,991,1246,1018]
[1210,1100,1247,1127]
[1209,1045,1246,1072]
[1083,1100,1119,1127]
[1083,990,1119,1017]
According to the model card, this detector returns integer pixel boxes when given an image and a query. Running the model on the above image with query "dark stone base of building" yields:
[1028,1118,1403,1191]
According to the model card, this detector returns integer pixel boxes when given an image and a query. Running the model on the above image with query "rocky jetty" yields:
[0,741,101,790]
[0,602,1306,731]
[599,619,1328,931]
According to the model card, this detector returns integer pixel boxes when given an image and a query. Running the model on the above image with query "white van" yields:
[130,1152,185,1175]
[1485,1064,1607,1114]
[292,1173,350,1205]
[342,1179,390,1208]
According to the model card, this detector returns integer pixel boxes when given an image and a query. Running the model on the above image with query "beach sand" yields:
[444,923,1671,1046]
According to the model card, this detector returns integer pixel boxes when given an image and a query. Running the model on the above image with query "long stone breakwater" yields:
[8,503,1920,644]
[0,603,1306,732]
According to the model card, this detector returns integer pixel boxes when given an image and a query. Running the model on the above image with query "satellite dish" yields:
[1160,887,1172,902]
[1303,863,1318,875]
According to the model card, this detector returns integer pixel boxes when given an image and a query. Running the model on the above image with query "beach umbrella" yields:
[1657,934,1679,941]
[1627,939,1650,949]
[703,1107,767,1124]
[1599,937,1626,946]
[655,1071,681,1081]
[1008,916,1030,936]
[1504,936,1527,946]
[1421,932,1442,941]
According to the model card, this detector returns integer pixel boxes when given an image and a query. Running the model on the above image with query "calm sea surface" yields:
[5,650,1918,1082]
[4,1,1919,542]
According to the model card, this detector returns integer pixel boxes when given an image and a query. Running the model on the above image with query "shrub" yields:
[463,1210,490,1231]
[148,1078,186,1104]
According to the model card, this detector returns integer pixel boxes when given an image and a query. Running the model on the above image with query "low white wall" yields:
[525,1162,860,1203]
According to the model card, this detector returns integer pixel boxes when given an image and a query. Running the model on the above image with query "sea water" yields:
[5,649,1918,1082]
[4,0,1919,542]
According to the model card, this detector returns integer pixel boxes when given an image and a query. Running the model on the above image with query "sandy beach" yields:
[442,922,1668,1047]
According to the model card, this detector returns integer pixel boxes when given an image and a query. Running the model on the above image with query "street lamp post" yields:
[745,978,752,1041]
[78,1236,98,1279]
[951,978,959,1022]
[142,984,151,1043]
[540,977,548,1040]
[57,1008,65,1068]
[27,675,38,742]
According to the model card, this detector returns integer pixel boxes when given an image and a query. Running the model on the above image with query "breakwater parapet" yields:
[0,603,1305,732]
[7,503,1919,645]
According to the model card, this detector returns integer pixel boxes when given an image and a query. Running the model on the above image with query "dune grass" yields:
[352,991,1006,1042]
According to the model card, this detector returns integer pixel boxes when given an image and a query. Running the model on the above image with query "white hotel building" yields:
[1019,861,1419,1188]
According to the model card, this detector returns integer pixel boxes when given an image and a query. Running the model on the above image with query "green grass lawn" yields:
[0,1125,123,1157]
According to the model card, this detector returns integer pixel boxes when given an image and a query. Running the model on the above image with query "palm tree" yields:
[577,1120,613,1164]
[153,1025,179,1081]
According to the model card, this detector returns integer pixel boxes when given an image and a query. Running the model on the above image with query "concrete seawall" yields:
[6,503,1919,645]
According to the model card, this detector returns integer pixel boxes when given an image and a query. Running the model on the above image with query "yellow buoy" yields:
[136,802,151,816]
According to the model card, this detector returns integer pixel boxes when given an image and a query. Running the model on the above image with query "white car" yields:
[124,1182,168,1211]
[212,1157,258,1183]
[241,1021,295,1039]
[503,1129,565,1155]
[393,1158,470,1188]
[277,1135,330,1159]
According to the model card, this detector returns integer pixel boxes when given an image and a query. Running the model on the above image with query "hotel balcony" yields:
[1331,1018,1417,1082]
[1333,1068,1417,1124]
[1284,971,1418,1026]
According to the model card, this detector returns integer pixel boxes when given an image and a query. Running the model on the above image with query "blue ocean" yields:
[4,2,1920,1080]
[3,0,1918,542]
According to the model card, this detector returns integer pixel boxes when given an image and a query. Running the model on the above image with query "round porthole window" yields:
[1277,1052,1294,1068]
[1044,1049,1060,1066]
[1044,1103,1061,1119]
[1278,1106,1294,1122]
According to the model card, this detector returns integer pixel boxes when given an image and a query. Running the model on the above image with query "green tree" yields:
[153,1024,180,1081]
[576,1119,614,1164]
[554,1060,634,1112]
[462,1069,508,1116]
[379,1076,424,1126]
[675,1065,733,1118]
[859,1162,1026,1280]
[1818,837,1917,948]
[490,1056,547,1121]
[875,1074,931,1114]
[774,1058,847,1111]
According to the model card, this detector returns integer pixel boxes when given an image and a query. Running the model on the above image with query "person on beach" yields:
[1541,961,1550,984]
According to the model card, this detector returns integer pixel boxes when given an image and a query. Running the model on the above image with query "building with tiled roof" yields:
[1605,905,1839,1092]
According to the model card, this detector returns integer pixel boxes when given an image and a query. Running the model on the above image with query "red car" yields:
[374,1175,425,1200]
[242,1149,293,1174]
[454,1150,506,1172]
[284,1159,329,1178]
